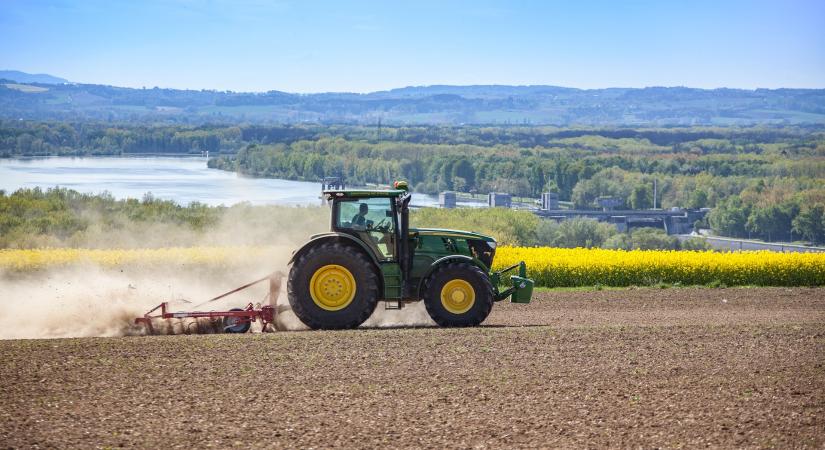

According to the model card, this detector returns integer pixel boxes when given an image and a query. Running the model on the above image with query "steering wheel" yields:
[372,218,390,232]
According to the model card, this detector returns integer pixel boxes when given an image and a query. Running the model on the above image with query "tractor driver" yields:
[352,203,369,229]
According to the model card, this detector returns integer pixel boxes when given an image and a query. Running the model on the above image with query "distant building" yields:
[534,208,709,235]
[439,191,456,209]
[597,196,621,211]
[541,192,559,210]
[488,193,512,208]
[322,176,345,191]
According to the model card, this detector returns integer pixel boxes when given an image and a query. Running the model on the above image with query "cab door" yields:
[333,197,397,262]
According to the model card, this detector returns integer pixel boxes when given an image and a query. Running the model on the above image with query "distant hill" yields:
[0,70,69,84]
[1,78,823,126]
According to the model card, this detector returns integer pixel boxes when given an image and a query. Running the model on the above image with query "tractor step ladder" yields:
[380,263,403,301]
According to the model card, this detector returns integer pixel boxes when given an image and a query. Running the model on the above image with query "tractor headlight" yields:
[487,241,497,250]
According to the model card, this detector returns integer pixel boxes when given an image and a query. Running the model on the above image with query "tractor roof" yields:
[323,189,407,199]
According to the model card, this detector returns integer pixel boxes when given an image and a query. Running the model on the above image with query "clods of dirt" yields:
[1,287,823,448]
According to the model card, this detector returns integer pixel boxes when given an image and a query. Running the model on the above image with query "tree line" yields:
[2,121,824,244]
[0,187,707,250]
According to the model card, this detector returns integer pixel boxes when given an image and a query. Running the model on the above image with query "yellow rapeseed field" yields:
[1,246,823,287]
[0,247,269,272]
[494,247,825,287]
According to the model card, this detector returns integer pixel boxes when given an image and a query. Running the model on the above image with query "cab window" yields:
[336,197,396,260]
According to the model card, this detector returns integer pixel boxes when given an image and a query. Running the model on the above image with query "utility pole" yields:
[653,179,658,210]
[377,117,382,143]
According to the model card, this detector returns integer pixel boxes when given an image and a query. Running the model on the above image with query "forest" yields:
[2,121,824,244]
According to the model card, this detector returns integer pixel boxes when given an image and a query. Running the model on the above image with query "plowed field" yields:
[2,287,824,448]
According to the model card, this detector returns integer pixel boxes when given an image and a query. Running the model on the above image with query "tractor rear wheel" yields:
[288,242,380,330]
[422,262,494,327]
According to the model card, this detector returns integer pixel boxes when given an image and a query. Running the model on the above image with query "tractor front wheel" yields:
[288,242,380,330]
[422,262,494,327]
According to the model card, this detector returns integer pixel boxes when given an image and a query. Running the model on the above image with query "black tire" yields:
[288,242,380,330]
[223,308,251,333]
[422,262,494,327]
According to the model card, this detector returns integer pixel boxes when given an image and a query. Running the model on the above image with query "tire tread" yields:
[288,242,379,330]
[422,262,494,327]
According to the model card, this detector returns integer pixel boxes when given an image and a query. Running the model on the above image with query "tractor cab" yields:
[287,181,533,330]
[327,187,408,262]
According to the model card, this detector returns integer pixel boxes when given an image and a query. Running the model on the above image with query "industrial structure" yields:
[439,191,457,208]
[488,192,512,208]
[534,207,708,235]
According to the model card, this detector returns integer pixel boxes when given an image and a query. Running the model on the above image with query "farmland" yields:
[1,288,823,448]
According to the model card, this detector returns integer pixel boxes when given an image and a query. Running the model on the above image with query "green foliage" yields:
[0,188,327,249]
[630,184,653,210]
[410,207,540,246]
[687,189,709,209]
[604,228,680,250]
[0,188,207,247]
[1,187,819,252]
[746,202,799,242]
[535,218,617,248]
[680,237,713,251]
[571,168,634,209]
[0,121,244,156]
[3,121,825,244]
[708,197,751,238]
[629,228,680,250]
[451,159,476,191]
[792,204,825,245]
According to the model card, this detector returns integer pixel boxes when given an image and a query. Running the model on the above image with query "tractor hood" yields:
[411,228,496,243]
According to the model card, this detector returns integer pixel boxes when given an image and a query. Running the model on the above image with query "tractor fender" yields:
[416,255,487,297]
[288,232,382,268]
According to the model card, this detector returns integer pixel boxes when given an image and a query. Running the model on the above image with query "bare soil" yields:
[2,287,824,449]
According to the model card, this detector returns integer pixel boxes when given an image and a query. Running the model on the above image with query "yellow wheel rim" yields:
[440,279,476,314]
[310,264,356,311]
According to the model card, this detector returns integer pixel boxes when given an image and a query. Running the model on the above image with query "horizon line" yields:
[3,71,824,95]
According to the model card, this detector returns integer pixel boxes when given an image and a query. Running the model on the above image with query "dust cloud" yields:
[0,255,293,339]
[363,302,435,328]
[62,203,330,249]
[0,203,315,339]
[0,204,435,339]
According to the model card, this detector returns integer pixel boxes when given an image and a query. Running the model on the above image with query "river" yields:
[0,156,452,207]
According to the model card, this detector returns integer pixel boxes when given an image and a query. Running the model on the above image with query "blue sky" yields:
[1,0,823,92]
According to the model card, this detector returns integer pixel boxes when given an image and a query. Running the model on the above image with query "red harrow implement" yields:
[135,273,282,335]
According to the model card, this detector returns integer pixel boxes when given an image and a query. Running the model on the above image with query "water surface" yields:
[0,156,448,207]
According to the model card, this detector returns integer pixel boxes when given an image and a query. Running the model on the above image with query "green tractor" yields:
[287,182,533,329]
